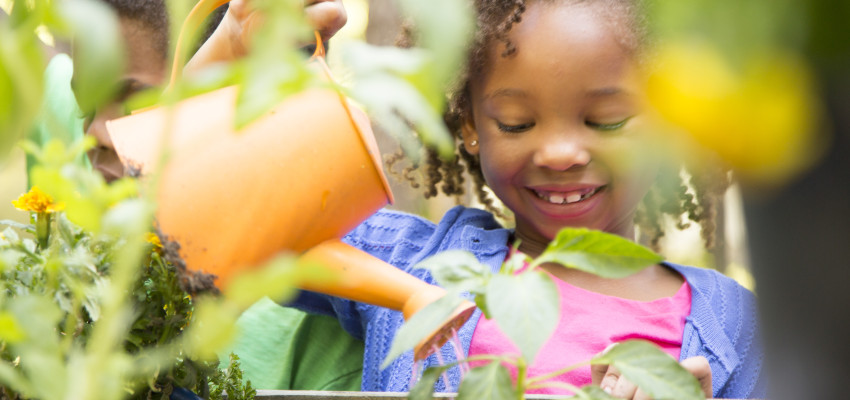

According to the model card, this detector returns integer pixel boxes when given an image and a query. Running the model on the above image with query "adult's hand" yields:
[186,0,347,71]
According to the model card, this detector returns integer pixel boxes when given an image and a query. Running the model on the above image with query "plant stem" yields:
[525,380,589,399]
[35,212,50,250]
[515,357,527,400]
[525,360,591,386]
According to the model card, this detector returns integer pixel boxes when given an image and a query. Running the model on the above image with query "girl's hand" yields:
[591,356,713,399]
[187,0,347,71]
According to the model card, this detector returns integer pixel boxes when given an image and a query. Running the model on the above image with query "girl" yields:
[293,0,765,399]
[194,0,763,398]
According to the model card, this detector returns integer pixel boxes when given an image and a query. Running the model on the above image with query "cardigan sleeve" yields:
[672,263,767,399]
[714,282,767,399]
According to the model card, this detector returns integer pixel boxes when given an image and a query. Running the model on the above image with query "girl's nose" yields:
[532,135,591,171]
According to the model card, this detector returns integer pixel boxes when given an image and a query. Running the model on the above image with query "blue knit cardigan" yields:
[291,206,766,398]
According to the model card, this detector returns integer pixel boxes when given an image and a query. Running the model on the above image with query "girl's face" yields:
[463,1,660,256]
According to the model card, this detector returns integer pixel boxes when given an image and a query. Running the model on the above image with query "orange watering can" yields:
[106,0,473,361]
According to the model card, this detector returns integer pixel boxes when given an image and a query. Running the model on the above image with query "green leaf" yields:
[486,271,558,363]
[408,365,446,400]
[0,362,35,398]
[0,311,26,343]
[223,254,302,308]
[502,250,529,275]
[101,198,152,238]
[348,71,455,159]
[26,53,89,181]
[1,226,24,242]
[574,385,618,400]
[7,295,67,400]
[9,295,64,350]
[474,293,491,320]
[415,250,491,293]
[591,340,705,400]
[57,0,125,113]
[536,228,663,279]
[383,292,464,369]
[232,0,314,129]
[183,298,241,361]
[0,24,45,161]
[398,0,474,87]
[457,361,515,400]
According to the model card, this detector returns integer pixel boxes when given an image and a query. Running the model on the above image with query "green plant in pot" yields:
[0,138,267,400]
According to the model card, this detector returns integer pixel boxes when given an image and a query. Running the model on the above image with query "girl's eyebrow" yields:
[484,88,528,100]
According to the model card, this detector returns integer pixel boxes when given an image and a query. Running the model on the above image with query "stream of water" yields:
[409,327,466,392]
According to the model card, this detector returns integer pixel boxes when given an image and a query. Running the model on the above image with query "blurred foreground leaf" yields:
[0,22,45,160]
[58,0,125,114]
[383,292,464,369]
[592,340,705,400]
[486,271,558,364]
[457,361,515,400]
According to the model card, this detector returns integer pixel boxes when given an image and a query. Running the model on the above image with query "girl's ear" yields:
[461,116,480,155]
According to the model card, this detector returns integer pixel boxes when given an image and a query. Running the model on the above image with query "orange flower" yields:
[11,186,64,214]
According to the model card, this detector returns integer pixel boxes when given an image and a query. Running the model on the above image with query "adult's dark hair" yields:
[100,1,227,58]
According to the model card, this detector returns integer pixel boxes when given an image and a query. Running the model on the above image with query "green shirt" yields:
[228,298,364,391]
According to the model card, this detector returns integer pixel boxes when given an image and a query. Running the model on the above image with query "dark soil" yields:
[156,228,220,297]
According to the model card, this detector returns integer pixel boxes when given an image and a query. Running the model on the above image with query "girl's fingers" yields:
[610,370,638,399]
[594,353,712,399]
[597,365,622,396]
[591,363,610,386]
[680,356,713,397]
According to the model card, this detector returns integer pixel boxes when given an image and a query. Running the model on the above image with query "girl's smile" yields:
[527,183,607,219]
[462,1,660,258]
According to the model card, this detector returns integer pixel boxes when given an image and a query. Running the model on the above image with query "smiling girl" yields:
[293,0,765,398]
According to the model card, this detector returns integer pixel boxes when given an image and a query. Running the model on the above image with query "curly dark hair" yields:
[388,0,730,251]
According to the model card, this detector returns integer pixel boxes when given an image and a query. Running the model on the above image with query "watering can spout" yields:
[299,239,476,360]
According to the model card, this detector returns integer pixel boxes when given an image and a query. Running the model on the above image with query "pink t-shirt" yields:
[468,269,692,395]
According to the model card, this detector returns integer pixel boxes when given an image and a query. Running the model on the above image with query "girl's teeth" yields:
[537,188,598,204]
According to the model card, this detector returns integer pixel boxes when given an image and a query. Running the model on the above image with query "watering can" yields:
[105,0,473,361]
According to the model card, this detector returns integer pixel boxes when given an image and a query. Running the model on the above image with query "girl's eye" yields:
[496,121,535,133]
[586,117,632,131]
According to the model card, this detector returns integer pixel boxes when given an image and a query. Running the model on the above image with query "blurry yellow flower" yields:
[0,311,26,344]
[647,40,824,187]
[146,232,163,250]
[11,186,64,213]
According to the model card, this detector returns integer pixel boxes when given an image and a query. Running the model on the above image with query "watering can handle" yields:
[169,0,325,88]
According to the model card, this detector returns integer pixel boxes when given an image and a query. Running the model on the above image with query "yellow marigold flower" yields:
[11,186,64,214]
[146,232,163,249]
